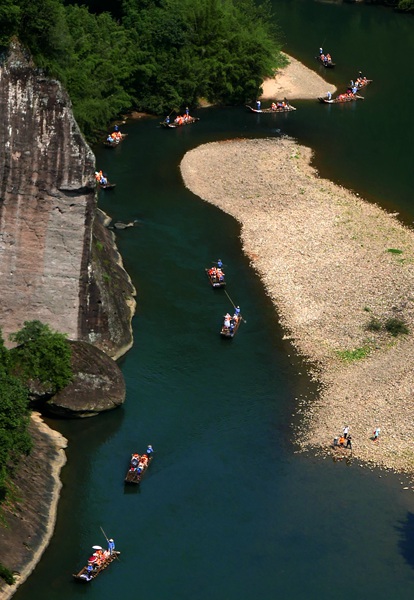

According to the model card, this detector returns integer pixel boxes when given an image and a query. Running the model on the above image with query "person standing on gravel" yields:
[373,426,380,442]
[343,425,349,439]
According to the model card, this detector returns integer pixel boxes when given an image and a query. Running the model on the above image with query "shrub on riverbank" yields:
[366,315,409,337]
[9,321,73,394]
[0,562,14,585]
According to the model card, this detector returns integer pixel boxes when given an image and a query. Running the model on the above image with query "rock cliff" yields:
[0,41,135,358]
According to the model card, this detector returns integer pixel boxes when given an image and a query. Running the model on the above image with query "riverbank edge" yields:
[180,136,414,479]
[124,52,337,117]
[0,413,67,600]
[260,53,336,100]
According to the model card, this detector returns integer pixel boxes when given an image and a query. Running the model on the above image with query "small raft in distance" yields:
[160,116,199,128]
[103,133,128,148]
[318,93,364,104]
[98,181,116,190]
[316,55,335,68]
[246,103,296,114]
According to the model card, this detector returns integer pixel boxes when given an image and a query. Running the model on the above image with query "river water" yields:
[14,2,414,599]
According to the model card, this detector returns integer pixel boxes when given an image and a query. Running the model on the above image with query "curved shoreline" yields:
[0,413,67,600]
[181,137,414,478]
[260,53,336,100]
[0,51,395,599]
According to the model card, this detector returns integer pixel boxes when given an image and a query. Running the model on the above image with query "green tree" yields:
[123,0,284,114]
[0,0,20,48]
[0,331,32,501]
[16,0,72,68]
[9,320,73,394]
[62,6,136,137]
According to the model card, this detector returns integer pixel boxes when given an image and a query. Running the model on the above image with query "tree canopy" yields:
[9,320,73,394]
[0,321,72,503]
[0,0,287,138]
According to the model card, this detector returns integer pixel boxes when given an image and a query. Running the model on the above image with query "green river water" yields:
[13,2,414,599]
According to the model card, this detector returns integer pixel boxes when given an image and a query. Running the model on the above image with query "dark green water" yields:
[14,2,414,599]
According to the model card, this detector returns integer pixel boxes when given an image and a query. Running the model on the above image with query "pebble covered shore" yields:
[181,137,414,478]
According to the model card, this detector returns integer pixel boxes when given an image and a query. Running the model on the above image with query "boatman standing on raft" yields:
[146,444,154,457]
[108,539,115,554]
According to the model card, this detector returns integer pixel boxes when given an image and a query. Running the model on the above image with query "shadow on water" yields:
[397,512,414,570]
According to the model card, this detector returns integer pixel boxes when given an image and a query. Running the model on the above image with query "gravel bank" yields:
[261,53,336,100]
[181,137,414,477]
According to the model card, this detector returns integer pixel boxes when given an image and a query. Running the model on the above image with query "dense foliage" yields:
[0,332,32,502]
[367,0,414,11]
[0,321,72,504]
[0,0,286,137]
[9,320,73,394]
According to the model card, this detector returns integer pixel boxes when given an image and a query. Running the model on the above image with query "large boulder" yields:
[46,341,125,418]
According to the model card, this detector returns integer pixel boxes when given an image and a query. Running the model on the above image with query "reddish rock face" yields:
[0,42,135,357]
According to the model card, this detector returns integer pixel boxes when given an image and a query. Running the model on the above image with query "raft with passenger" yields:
[353,76,372,90]
[246,102,296,114]
[103,131,128,147]
[124,450,153,484]
[316,55,335,68]
[318,92,364,104]
[160,115,200,128]
[95,170,116,189]
[205,266,226,288]
[73,547,120,583]
[98,181,116,190]
[220,311,242,339]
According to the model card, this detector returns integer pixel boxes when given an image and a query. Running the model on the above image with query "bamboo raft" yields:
[220,314,242,338]
[124,453,153,485]
[318,94,364,104]
[246,104,296,114]
[73,551,120,582]
[160,117,199,128]
[205,268,226,289]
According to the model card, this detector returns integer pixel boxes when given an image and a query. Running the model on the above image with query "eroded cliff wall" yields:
[0,41,135,356]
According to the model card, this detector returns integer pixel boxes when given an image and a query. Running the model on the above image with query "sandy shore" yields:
[181,137,414,478]
[260,53,336,100]
[0,413,67,599]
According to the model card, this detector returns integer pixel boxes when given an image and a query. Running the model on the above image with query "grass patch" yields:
[336,346,370,362]
[387,248,403,254]
[384,317,409,337]
[95,241,104,251]
[366,317,382,332]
